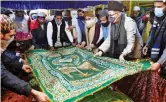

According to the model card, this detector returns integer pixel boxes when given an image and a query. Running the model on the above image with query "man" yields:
[47,11,73,50]
[74,9,86,46]
[143,1,166,72]
[131,6,148,36]
[95,8,102,22]
[12,10,32,53]
[83,10,98,50]
[91,9,111,52]
[30,12,48,49]
[29,10,37,20]
[63,10,77,45]
[29,10,38,32]
[95,1,143,61]
[0,14,49,102]
[112,2,166,102]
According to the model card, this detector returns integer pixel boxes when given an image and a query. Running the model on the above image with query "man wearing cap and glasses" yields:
[95,1,143,61]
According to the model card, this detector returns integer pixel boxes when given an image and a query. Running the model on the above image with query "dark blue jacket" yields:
[1,63,32,96]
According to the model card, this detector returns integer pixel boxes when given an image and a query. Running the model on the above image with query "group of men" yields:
[0,1,166,102]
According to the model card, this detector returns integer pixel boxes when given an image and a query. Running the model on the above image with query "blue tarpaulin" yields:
[1,1,108,10]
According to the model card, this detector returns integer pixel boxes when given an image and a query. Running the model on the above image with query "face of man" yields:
[37,16,46,24]
[78,12,84,17]
[100,16,107,24]
[154,2,165,8]
[85,16,96,28]
[55,16,62,22]
[96,9,102,18]
[16,11,24,17]
[154,2,166,17]
[133,11,140,17]
[64,12,71,21]
[1,34,15,53]
[108,10,121,23]
[55,15,62,25]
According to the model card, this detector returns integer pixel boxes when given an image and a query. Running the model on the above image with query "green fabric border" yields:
[25,47,151,102]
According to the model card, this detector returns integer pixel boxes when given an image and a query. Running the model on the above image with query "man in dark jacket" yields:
[143,1,166,73]
[30,11,48,50]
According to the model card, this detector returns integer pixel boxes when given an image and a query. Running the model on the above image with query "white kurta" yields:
[47,21,73,47]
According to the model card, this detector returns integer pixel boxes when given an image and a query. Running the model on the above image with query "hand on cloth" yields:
[85,45,92,51]
[150,62,161,73]
[93,48,99,53]
[29,45,35,50]
[85,44,95,51]
[72,42,77,46]
[22,64,32,73]
[80,41,86,48]
[31,89,50,102]
[119,54,125,61]
[49,46,54,50]
[94,51,103,56]
[142,46,148,55]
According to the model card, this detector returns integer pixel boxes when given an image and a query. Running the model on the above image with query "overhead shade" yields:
[1,1,108,10]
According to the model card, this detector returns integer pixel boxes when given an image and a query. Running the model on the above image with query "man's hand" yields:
[22,59,28,64]
[119,54,125,61]
[85,45,92,51]
[150,63,161,73]
[72,42,77,46]
[31,89,50,102]
[67,26,74,31]
[94,51,103,56]
[80,41,86,48]
[93,48,99,53]
[76,44,81,48]
[49,46,54,50]
[9,29,16,35]
[142,46,148,55]
[22,64,32,73]
[29,45,35,50]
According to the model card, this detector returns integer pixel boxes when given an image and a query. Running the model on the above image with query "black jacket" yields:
[51,19,70,46]
[1,50,23,75]
[31,23,48,45]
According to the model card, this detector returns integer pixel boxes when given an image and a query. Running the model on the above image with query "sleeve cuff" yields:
[16,53,20,57]
[157,59,166,67]
[22,84,32,96]
[121,51,128,56]
[19,58,23,63]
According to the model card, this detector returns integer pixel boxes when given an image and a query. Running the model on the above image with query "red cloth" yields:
[2,90,34,102]
[142,15,148,22]
[30,19,39,32]
[112,71,166,102]
[15,32,32,41]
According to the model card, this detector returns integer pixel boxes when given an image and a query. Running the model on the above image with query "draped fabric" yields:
[1,1,108,10]
[25,46,149,102]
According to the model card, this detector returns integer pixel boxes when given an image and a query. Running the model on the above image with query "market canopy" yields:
[1,1,108,10]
